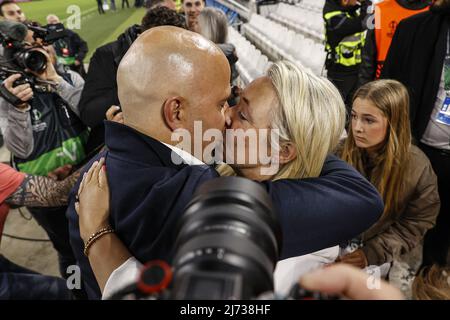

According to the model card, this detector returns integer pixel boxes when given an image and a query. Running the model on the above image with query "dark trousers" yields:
[0,255,73,300]
[122,0,130,8]
[327,70,359,125]
[27,206,76,278]
[97,0,105,14]
[419,143,450,266]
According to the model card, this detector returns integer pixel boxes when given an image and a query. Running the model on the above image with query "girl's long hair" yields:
[341,80,412,217]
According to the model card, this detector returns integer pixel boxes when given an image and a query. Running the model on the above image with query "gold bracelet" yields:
[83,226,115,257]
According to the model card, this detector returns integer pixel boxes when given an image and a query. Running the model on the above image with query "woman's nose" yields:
[354,120,363,133]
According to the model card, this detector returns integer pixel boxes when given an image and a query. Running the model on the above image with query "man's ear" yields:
[163,97,184,131]
[279,142,297,165]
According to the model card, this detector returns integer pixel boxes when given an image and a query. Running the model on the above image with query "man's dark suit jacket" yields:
[67,121,383,299]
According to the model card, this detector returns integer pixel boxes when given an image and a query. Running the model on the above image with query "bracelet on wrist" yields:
[83,226,115,257]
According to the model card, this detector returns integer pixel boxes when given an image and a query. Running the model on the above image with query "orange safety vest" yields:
[374,0,428,78]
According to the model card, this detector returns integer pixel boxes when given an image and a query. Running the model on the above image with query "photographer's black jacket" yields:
[67,121,383,299]
[78,25,140,153]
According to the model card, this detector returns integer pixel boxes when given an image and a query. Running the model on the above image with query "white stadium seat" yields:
[229,0,328,82]
[241,13,326,76]
[228,26,272,84]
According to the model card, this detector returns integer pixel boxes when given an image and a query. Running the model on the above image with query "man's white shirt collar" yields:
[161,142,205,165]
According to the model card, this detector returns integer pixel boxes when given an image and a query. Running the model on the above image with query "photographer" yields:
[46,15,89,78]
[0,26,87,280]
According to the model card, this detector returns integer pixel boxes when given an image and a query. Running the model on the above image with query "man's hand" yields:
[74,60,81,66]
[2,74,33,108]
[299,264,404,300]
[106,105,124,124]
[335,249,368,269]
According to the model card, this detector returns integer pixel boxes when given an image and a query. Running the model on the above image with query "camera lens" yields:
[171,176,282,300]
[15,49,47,73]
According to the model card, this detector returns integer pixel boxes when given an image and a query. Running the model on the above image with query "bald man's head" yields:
[46,14,60,25]
[117,26,231,150]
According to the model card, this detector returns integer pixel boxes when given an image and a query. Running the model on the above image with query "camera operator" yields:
[0,1,27,146]
[46,14,88,78]
[0,26,87,281]
[0,1,26,23]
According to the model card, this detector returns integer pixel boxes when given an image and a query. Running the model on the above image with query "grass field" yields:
[18,0,146,60]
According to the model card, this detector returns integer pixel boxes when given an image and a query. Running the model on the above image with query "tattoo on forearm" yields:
[6,171,80,207]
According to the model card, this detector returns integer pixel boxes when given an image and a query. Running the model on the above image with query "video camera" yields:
[109,177,335,300]
[0,21,67,106]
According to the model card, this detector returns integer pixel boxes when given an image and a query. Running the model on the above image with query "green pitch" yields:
[18,0,146,60]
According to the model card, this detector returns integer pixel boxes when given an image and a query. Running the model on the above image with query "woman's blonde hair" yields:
[267,61,346,180]
[413,265,450,300]
[198,8,228,44]
[341,80,412,217]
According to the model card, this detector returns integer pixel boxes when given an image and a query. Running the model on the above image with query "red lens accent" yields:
[137,260,173,294]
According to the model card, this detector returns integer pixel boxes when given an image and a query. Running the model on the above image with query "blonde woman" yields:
[225,60,345,181]
[339,80,440,296]
[222,60,346,294]
[75,61,379,298]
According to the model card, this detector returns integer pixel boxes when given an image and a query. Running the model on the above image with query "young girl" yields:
[340,79,440,296]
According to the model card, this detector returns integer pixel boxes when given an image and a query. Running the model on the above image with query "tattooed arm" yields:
[5,171,80,208]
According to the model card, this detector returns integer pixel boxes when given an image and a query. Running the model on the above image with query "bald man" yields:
[67,26,231,298]
[67,27,383,299]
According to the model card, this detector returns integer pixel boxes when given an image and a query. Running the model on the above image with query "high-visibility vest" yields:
[374,0,428,77]
[324,10,366,67]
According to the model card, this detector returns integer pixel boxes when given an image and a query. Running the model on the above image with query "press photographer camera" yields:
[0,20,67,107]
[0,19,87,284]
[108,177,335,300]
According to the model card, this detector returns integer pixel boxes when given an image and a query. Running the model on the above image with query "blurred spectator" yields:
[197,8,238,84]
[381,0,450,268]
[110,0,117,11]
[323,0,368,117]
[122,0,130,8]
[46,14,89,78]
[97,0,105,14]
[78,6,186,153]
[135,0,144,7]
[358,0,429,86]
[0,0,25,22]
[412,265,450,300]
[182,0,204,32]
[339,80,440,294]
